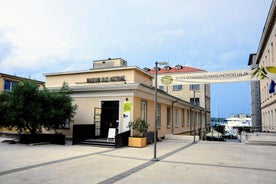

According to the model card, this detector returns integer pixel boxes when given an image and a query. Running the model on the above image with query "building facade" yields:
[146,65,211,134]
[248,54,262,131]
[255,0,276,132]
[0,73,44,92]
[44,58,208,139]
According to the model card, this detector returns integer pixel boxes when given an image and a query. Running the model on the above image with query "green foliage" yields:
[251,66,268,79]
[0,80,77,134]
[128,118,149,137]
[0,92,11,127]
[40,82,77,131]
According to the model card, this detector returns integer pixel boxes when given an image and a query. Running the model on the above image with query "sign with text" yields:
[108,128,116,139]
[87,75,126,83]
[123,100,131,132]
[159,69,259,84]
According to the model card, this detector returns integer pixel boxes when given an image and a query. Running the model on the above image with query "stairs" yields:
[79,138,116,147]
[242,132,276,145]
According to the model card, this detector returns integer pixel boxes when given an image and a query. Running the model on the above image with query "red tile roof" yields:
[146,65,205,74]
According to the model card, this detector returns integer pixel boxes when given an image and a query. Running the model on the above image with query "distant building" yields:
[248,54,262,131]
[146,65,211,136]
[0,73,44,92]
[254,0,276,132]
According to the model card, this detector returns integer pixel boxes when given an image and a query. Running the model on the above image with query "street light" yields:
[192,86,200,143]
[193,90,196,143]
[151,61,168,162]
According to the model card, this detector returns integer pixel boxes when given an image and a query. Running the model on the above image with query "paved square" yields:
[0,137,276,183]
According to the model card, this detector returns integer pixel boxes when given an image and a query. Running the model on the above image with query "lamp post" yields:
[193,90,196,143]
[151,61,168,162]
[192,86,200,143]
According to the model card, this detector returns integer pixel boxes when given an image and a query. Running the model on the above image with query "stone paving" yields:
[0,137,276,184]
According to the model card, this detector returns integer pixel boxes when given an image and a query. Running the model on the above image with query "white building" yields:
[254,0,276,132]
[44,58,207,139]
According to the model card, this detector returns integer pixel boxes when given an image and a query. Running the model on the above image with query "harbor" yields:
[209,113,252,141]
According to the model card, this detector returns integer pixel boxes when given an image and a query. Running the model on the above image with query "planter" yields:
[20,133,65,145]
[128,137,147,148]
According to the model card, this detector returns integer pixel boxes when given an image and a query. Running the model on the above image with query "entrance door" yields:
[100,101,119,138]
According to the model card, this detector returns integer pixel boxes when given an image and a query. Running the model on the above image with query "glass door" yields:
[94,107,101,136]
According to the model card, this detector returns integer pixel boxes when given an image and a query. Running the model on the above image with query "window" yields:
[173,85,183,91]
[189,84,200,91]
[4,80,17,91]
[167,107,171,128]
[159,85,164,91]
[164,66,171,70]
[271,42,274,63]
[190,98,200,106]
[175,64,183,70]
[182,109,185,127]
[157,104,161,128]
[141,101,147,121]
[268,50,270,66]
[175,108,178,127]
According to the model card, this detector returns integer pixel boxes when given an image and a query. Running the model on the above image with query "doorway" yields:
[100,100,119,138]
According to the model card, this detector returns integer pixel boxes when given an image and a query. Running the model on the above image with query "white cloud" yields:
[0,0,272,80]
[0,0,271,118]
[0,29,14,61]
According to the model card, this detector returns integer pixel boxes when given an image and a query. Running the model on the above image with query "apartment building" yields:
[0,73,45,133]
[0,73,44,92]
[146,64,211,135]
[254,0,276,132]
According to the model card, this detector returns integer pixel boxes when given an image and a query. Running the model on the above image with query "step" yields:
[245,140,276,146]
[243,133,276,145]
[80,139,116,147]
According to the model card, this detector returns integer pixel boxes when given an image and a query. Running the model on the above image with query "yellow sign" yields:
[124,101,131,112]
[161,75,173,85]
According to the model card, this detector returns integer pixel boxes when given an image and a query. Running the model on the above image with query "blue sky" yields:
[0,0,272,118]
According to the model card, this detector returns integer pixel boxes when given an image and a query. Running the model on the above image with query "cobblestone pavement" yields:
[0,137,276,184]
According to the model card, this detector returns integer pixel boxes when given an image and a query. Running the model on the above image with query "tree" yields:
[128,118,149,137]
[40,82,77,131]
[0,80,77,135]
[0,92,11,128]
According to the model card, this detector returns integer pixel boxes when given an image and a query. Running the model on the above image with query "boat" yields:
[225,113,251,132]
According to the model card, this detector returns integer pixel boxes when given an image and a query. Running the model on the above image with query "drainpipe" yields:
[190,107,193,135]
[193,90,196,143]
[171,100,178,135]
[200,110,203,140]
[193,107,196,143]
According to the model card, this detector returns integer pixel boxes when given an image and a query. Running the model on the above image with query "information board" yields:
[108,128,116,139]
